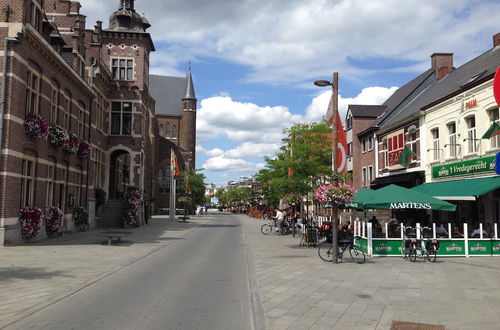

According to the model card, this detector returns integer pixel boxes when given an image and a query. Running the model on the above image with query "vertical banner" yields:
[326,96,347,173]
[169,149,179,221]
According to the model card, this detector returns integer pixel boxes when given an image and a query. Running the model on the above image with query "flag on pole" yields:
[326,95,348,173]
[397,146,416,167]
[482,122,500,139]
[171,149,179,179]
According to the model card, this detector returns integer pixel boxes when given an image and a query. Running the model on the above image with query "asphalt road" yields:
[6,213,258,330]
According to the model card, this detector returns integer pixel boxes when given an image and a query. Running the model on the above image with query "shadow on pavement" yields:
[0,267,74,281]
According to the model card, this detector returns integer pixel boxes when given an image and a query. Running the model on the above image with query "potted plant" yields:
[19,207,43,240]
[62,133,79,154]
[78,141,92,159]
[314,183,356,206]
[72,206,87,231]
[24,113,48,140]
[48,124,69,147]
[43,206,63,236]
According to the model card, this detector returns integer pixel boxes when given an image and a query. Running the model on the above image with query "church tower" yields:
[179,72,197,170]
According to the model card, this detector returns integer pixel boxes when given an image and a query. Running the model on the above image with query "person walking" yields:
[273,208,284,232]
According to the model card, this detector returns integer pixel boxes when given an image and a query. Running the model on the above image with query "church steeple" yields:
[108,0,150,32]
[182,72,196,101]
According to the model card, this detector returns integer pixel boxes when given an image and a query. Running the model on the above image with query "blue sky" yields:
[82,0,500,186]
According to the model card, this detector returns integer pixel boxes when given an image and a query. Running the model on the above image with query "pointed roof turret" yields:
[182,72,196,101]
[108,0,151,32]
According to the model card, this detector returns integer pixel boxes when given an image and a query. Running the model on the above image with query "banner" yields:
[171,149,179,179]
[326,96,347,173]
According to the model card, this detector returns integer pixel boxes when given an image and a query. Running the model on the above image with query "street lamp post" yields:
[314,72,339,263]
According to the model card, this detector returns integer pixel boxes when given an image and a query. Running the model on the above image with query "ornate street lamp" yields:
[314,72,339,263]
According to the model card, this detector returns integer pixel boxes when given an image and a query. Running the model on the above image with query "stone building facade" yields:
[0,0,196,245]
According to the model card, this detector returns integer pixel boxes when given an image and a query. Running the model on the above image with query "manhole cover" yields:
[391,321,445,330]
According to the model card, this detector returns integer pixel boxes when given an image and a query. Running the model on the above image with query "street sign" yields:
[496,152,500,175]
[494,66,500,107]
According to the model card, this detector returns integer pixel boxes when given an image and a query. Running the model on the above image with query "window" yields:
[50,85,59,123]
[367,137,373,151]
[75,171,82,206]
[447,122,458,157]
[362,167,367,187]
[159,124,163,136]
[380,137,388,169]
[20,160,35,208]
[111,58,134,81]
[59,92,71,130]
[26,71,40,115]
[466,116,477,154]
[362,139,367,153]
[29,1,41,28]
[46,162,55,206]
[407,126,418,154]
[346,114,353,129]
[96,93,107,131]
[172,125,177,138]
[488,108,500,149]
[431,128,440,161]
[158,168,171,194]
[93,149,105,189]
[111,102,132,135]
[368,166,373,187]
[165,122,171,137]
[59,164,68,212]
[347,143,353,157]
[77,106,85,139]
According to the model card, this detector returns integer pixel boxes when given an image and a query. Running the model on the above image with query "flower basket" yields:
[48,124,69,147]
[314,183,356,206]
[123,187,142,226]
[78,141,92,159]
[24,114,48,140]
[72,206,87,229]
[19,207,42,240]
[43,207,63,235]
[62,133,79,154]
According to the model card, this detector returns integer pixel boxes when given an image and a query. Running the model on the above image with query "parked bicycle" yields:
[409,226,439,263]
[318,235,365,264]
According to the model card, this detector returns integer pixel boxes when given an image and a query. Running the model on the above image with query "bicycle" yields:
[409,226,439,263]
[400,226,416,259]
[318,235,365,264]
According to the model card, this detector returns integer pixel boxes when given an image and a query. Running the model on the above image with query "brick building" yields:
[0,0,196,245]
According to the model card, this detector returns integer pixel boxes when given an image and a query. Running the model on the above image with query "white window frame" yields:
[111,58,134,81]
[21,160,35,208]
[26,71,40,115]
[46,163,55,206]
[488,108,500,150]
[466,116,478,154]
[447,122,458,158]
[431,128,440,161]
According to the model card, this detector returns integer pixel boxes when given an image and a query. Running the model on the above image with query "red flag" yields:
[326,96,347,173]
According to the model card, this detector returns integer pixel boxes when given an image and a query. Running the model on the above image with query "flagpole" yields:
[170,176,176,221]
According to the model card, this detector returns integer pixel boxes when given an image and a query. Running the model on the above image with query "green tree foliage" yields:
[178,170,206,206]
[255,122,334,206]
[215,186,255,207]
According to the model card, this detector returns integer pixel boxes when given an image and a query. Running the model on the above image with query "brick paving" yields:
[1,212,500,330]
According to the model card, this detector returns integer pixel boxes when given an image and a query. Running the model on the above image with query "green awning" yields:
[341,187,377,210]
[412,176,500,201]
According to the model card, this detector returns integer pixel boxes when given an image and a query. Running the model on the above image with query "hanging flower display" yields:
[43,207,64,235]
[314,183,356,206]
[282,192,303,206]
[123,187,142,226]
[62,133,79,154]
[24,113,48,140]
[19,207,42,240]
[72,206,87,228]
[78,141,92,159]
[48,124,69,147]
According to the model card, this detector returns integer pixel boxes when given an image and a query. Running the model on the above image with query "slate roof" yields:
[349,105,386,117]
[378,45,500,131]
[149,74,195,116]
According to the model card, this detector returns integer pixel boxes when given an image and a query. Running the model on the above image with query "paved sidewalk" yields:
[239,214,500,330]
[0,216,200,329]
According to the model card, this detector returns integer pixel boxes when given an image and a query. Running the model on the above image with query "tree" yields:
[178,170,206,207]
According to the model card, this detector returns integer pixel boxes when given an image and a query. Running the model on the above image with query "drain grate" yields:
[391,321,445,330]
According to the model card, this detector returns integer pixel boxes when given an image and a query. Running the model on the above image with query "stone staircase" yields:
[97,199,126,228]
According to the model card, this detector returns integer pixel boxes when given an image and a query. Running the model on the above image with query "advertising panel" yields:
[371,240,401,256]
[492,241,500,255]
[468,240,492,255]
[432,156,496,179]
[437,240,466,256]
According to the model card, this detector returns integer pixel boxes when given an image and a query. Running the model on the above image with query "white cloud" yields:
[80,1,500,85]
[305,86,399,123]
[196,145,224,157]
[202,156,265,173]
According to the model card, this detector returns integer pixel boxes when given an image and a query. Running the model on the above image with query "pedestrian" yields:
[273,208,284,231]
[436,223,448,237]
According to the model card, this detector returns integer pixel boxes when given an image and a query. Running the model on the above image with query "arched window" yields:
[172,125,177,138]
[165,122,171,137]
[159,124,163,136]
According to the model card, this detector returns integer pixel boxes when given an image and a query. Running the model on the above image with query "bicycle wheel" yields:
[400,241,407,259]
[349,246,366,264]
[318,243,333,262]
[409,248,417,262]
[428,246,437,263]
[261,223,271,235]
[280,225,290,235]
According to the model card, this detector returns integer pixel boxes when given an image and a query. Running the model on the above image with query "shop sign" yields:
[438,240,465,255]
[387,129,405,169]
[492,241,500,255]
[468,240,492,255]
[372,240,401,255]
[432,156,496,179]
[357,238,368,253]
[465,99,478,110]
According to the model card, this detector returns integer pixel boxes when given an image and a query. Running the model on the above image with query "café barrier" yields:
[352,220,499,257]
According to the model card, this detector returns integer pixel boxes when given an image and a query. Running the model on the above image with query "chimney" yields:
[431,53,454,80]
[493,33,500,47]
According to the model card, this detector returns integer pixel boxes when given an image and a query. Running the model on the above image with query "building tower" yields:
[180,72,197,169]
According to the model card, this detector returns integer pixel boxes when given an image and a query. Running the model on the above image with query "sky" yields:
[81,0,500,186]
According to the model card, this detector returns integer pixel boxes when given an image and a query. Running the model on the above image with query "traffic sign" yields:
[496,152,500,175]
[494,66,500,107]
